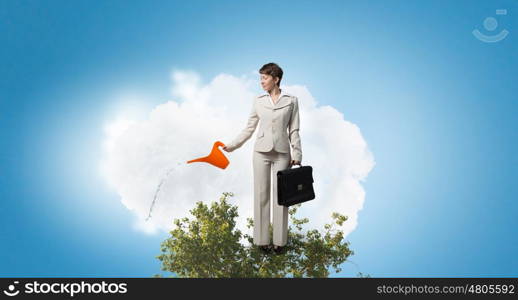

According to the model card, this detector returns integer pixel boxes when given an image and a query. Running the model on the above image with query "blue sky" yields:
[1,0,517,277]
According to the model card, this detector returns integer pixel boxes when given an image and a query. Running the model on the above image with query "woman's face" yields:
[260,73,278,92]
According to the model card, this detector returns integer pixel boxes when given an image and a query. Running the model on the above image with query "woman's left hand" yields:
[290,160,301,166]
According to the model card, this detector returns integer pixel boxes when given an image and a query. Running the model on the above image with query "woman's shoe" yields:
[273,245,286,254]
[258,245,272,254]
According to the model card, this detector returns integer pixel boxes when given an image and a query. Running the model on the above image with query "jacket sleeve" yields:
[288,97,302,162]
[225,100,259,152]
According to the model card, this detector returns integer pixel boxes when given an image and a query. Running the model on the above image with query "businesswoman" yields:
[223,63,302,254]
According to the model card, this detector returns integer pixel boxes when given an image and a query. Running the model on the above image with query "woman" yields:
[223,62,302,254]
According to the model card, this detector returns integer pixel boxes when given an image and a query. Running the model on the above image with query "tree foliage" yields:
[156,192,363,278]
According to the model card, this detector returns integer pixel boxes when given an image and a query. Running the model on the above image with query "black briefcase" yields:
[277,164,315,207]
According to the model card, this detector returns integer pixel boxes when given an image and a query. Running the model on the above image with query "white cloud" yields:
[99,70,375,241]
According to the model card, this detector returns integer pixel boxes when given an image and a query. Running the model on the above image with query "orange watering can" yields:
[187,141,229,169]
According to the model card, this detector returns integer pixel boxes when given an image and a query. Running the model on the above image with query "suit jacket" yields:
[226,90,302,162]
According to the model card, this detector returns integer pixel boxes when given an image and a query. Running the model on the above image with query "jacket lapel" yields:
[273,96,291,110]
[259,97,273,109]
[259,93,291,110]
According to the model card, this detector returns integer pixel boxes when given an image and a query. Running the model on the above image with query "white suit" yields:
[225,89,302,246]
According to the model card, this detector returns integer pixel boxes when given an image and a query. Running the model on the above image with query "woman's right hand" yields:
[222,142,235,152]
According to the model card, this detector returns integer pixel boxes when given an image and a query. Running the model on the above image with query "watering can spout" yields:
[187,141,229,169]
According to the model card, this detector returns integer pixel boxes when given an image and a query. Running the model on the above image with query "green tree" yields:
[155,192,363,278]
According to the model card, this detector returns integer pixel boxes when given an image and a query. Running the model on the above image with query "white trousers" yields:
[253,149,291,246]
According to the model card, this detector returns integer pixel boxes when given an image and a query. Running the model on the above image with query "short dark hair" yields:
[259,62,283,87]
